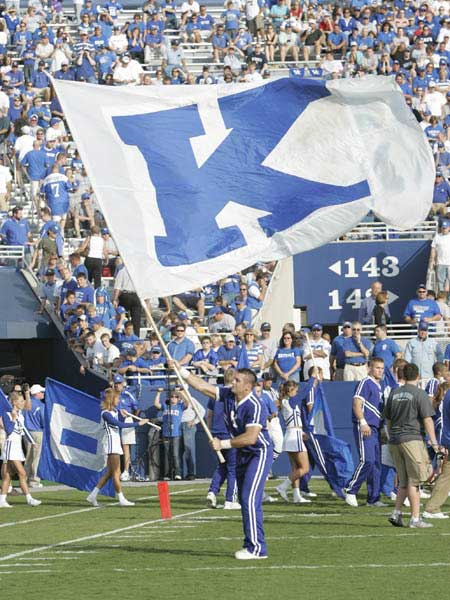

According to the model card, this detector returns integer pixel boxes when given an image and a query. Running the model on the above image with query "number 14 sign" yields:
[293,241,431,324]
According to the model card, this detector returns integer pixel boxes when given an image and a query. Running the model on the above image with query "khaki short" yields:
[389,440,432,487]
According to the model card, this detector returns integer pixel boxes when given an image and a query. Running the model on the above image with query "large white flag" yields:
[53,76,434,298]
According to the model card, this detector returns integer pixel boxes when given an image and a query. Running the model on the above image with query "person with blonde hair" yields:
[86,388,149,507]
[0,392,41,508]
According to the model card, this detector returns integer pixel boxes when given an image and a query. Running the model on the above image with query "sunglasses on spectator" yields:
[352,328,361,332]
[176,328,184,332]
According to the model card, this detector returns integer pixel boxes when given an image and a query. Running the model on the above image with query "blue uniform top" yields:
[260,390,277,415]
[353,376,383,428]
[440,390,450,448]
[403,298,441,321]
[372,338,400,369]
[192,348,218,366]
[426,377,442,442]
[161,401,185,437]
[218,386,272,454]
[117,389,138,413]
[207,388,229,438]
[42,172,73,216]
[23,396,44,431]
[21,148,47,180]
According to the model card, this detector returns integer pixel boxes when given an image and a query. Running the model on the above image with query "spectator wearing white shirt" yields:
[113,55,143,85]
[429,218,450,292]
[180,0,200,25]
[244,61,263,82]
[426,81,447,116]
[99,333,120,367]
[0,156,12,213]
[302,324,331,380]
[223,46,241,75]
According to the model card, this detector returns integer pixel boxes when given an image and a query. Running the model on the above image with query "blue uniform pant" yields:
[381,465,396,496]
[345,424,381,504]
[209,447,237,502]
[236,446,273,557]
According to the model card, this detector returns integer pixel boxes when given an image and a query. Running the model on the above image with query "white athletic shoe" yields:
[408,518,433,529]
[344,492,358,507]
[419,489,431,499]
[119,498,135,507]
[262,493,278,503]
[29,482,43,488]
[224,501,241,510]
[423,511,449,519]
[235,549,267,560]
[206,491,217,509]
[174,475,182,481]
[27,497,41,507]
[367,500,388,507]
[120,471,130,482]
[276,484,290,502]
[389,492,397,501]
[403,497,411,507]
[293,495,312,504]
[0,499,12,508]
[86,494,99,507]
[302,491,317,498]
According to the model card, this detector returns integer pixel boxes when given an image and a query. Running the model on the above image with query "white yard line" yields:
[0,570,53,575]
[0,488,196,529]
[0,508,210,563]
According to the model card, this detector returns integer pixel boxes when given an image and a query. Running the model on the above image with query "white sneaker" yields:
[389,492,397,501]
[206,491,217,509]
[293,495,312,504]
[302,491,317,498]
[235,548,267,560]
[423,511,449,519]
[276,484,289,502]
[344,492,358,507]
[419,489,431,499]
[119,498,135,507]
[224,501,241,510]
[404,497,411,507]
[174,475,182,481]
[367,500,388,507]
[0,499,12,508]
[262,493,277,503]
[29,482,43,488]
[86,494,99,507]
[409,518,433,529]
[120,471,130,482]
[27,497,41,507]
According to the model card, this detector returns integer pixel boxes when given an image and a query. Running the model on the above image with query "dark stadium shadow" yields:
[91,544,227,558]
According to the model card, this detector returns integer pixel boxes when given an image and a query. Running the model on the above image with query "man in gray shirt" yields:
[384,362,439,528]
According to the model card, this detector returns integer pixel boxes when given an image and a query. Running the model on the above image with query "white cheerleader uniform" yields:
[1,410,34,461]
[102,409,127,455]
[280,398,305,453]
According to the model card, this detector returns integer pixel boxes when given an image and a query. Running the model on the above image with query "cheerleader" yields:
[0,392,41,508]
[276,380,311,504]
[86,388,149,507]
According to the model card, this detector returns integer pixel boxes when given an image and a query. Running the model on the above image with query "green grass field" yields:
[1,479,449,600]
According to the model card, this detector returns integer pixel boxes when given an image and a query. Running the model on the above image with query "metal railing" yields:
[335,220,437,243]
[339,322,450,341]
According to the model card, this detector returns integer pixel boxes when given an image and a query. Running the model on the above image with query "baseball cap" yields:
[428,81,436,88]
[261,372,273,381]
[234,296,244,304]
[151,346,162,353]
[260,322,271,331]
[50,117,61,126]
[81,192,90,199]
[49,224,59,233]
[38,60,45,66]
[121,55,130,63]
[78,314,87,321]
[442,220,450,228]
[96,289,106,297]
[101,227,109,234]
[91,316,103,324]
[178,311,189,320]
[342,321,352,328]
[125,347,137,356]
[21,125,31,134]
[30,384,45,395]
[116,306,126,314]
[225,333,235,342]
[30,114,38,120]
[418,321,429,330]
[45,268,55,276]
[113,374,125,383]
[350,41,357,46]
[417,283,427,290]
[311,323,322,331]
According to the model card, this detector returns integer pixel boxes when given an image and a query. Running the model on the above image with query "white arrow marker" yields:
[216,201,271,247]
[387,290,399,305]
[190,98,233,168]
[329,260,342,275]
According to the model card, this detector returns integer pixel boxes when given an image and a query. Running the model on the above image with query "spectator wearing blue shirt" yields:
[167,323,195,365]
[330,322,352,381]
[234,295,252,328]
[222,1,240,36]
[338,9,358,38]
[54,62,76,81]
[31,62,51,102]
[192,336,218,375]
[24,384,45,487]
[403,283,442,326]
[273,329,301,382]
[197,4,215,37]
[74,272,95,304]
[28,96,51,129]
[21,140,47,206]
[372,325,402,370]
[217,333,241,369]
[432,171,450,212]
[270,0,289,30]
[343,321,372,381]
[212,24,230,62]
[154,388,188,480]
[96,47,117,83]
[358,281,390,325]
[1,205,32,246]
[328,24,347,54]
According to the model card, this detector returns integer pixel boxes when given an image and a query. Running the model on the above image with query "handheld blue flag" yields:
[237,344,250,370]
[38,378,114,496]
[0,387,12,417]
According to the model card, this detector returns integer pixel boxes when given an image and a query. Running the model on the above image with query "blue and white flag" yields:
[38,379,114,496]
[237,343,250,370]
[301,382,354,498]
[52,76,434,297]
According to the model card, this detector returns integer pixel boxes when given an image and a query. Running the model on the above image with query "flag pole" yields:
[140,299,225,464]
